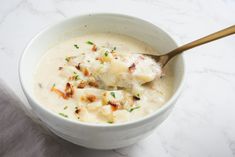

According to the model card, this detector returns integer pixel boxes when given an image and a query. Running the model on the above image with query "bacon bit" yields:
[111,52,118,57]
[128,63,136,73]
[68,76,77,81]
[64,83,74,98]
[108,101,119,111]
[96,57,104,63]
[80,94,97,103]
[82,67,90,76]
[80,96,86,101]
[58,67,63,70]
[68,76,73,81]
[75,108,81,114]
[74,107,81,119]
[51,87,67,99]
[88,81,98,88]
[77,81,87,88]
[92,44,97,51]
[75,63,81,70]
[86,95,97,103]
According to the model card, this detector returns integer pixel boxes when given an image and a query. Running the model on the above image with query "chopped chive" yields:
[111,47,116,53]
[107,121,113,124]
[74,75,80,80]
[73,71,77,74]
[86,41,94,45]
[74,44,79,49]
[110,92,115,98]
[59,112,68,118]
[128,106,141,112]
[104,52,108,57]
[65,56,76,62]
[52,83,56,88]
[65,57,70,62]
[64,106,68,110]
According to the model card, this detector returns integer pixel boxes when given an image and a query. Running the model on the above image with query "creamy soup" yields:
[34,33,174,124]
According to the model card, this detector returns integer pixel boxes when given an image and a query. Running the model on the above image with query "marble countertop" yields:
[1,0,235,156]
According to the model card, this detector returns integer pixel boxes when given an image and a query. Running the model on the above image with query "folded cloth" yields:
[0,80,104,157]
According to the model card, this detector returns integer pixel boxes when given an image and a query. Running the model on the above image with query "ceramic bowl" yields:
[19,13,185,149]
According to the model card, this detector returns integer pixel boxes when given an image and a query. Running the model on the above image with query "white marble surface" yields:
[1,0,235,156]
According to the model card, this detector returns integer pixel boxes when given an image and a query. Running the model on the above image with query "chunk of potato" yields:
[102,90,124,105]
[87,101,103,110]
[109,59,128,74]
[78,107,101,123]
[113,110,130,123]
[99,105,113,122]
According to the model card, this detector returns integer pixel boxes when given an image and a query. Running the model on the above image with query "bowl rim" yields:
[18,13,185,128]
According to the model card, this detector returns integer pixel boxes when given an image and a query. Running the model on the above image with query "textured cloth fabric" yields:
[0,81,93,157]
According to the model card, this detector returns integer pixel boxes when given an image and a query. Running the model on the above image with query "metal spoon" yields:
[146,25,235,68]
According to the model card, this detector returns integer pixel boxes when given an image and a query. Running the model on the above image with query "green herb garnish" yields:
[111,47,116,52]
[64,106,68,110]
[59,112,68,118]
[74,44,79,49]
[110,92,115,98]
[65,57,70,62]
[86,41,94,45]
[74,75,80,80]
[104,52,108,57]
[128,106,141,112]
[65,56,76,62]
[52,83,56,88]
[107,121,113,124]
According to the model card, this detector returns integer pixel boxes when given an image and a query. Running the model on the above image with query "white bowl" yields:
[19,13,185,150]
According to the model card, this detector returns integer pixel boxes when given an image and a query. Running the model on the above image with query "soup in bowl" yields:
[19,13,185,149]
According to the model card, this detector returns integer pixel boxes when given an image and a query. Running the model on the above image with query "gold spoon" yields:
[146,25,235,68]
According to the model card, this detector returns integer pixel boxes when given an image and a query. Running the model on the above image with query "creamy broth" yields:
[34,33,174,124]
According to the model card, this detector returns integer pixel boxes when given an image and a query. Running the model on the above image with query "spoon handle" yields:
[164,25,235,65]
